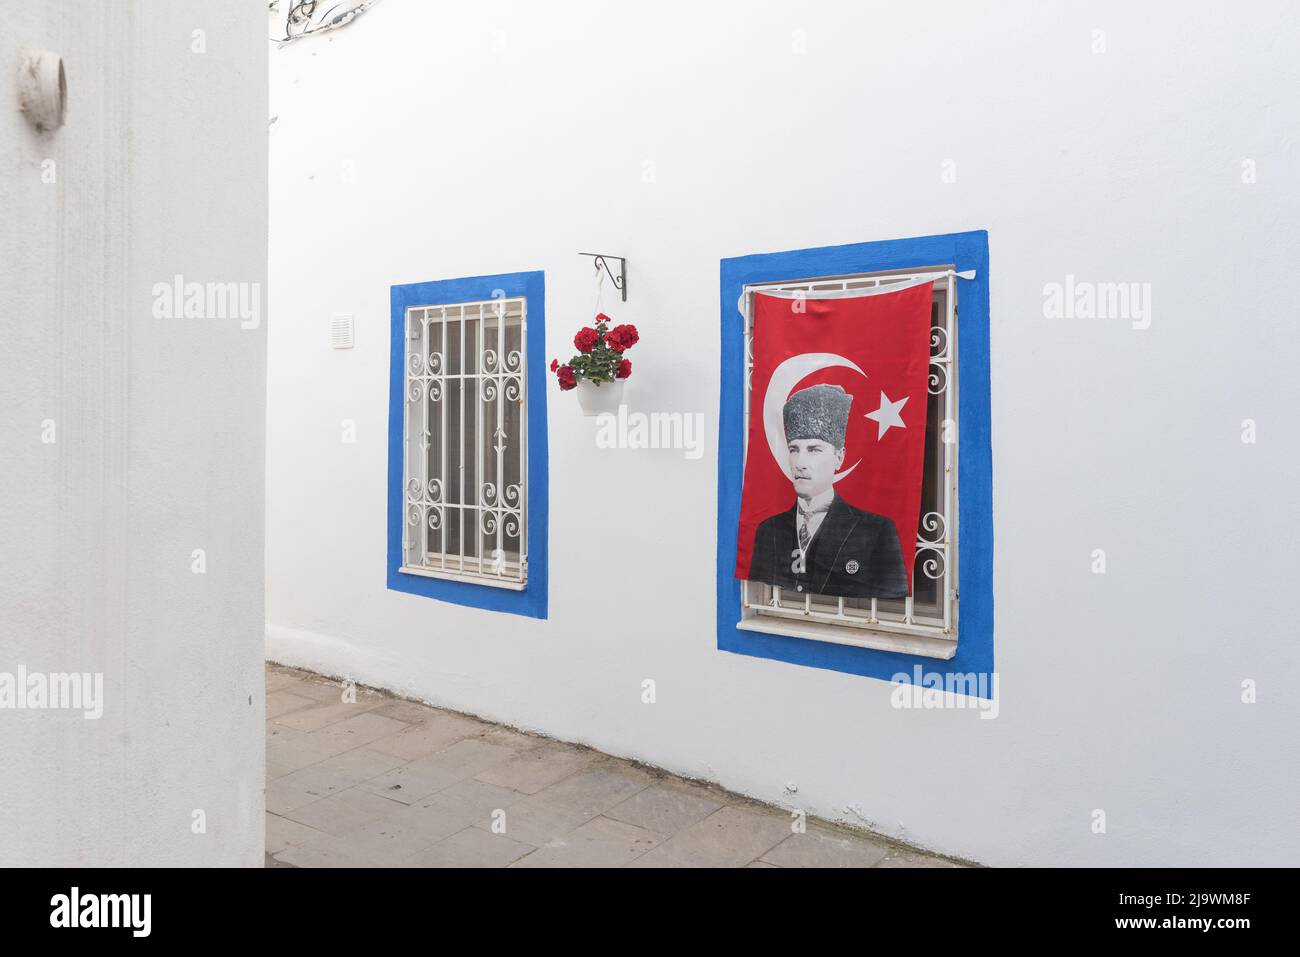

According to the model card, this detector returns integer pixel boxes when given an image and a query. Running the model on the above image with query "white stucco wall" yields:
[0,1,267,865]
[266,1,1300,866]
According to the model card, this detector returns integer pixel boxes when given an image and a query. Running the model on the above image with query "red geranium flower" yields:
[556,365,576,390]
[574,327,599,353]
[549,358,558,372]
[616,358,632,379]
[605,323,639,351]
[595,312,611,325]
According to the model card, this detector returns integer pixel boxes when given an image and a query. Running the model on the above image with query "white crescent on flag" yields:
[762,352,865,482]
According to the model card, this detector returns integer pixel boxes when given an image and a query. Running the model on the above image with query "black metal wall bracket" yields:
[580,252,627,302]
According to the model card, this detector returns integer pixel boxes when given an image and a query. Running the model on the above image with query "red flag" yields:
[736,281,932,599]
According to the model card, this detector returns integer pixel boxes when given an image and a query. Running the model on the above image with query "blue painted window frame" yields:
[387,270,548,619]
[716,232,993,688]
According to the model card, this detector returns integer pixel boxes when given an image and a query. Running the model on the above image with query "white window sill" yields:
[398,565,526,591]
[737,614,957,660]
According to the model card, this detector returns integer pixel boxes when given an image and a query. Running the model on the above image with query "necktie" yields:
[797,501,830,551]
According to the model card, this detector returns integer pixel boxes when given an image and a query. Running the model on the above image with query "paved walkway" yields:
[265,664,961,868]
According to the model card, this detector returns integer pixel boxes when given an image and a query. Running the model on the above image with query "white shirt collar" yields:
[797,488,835,514]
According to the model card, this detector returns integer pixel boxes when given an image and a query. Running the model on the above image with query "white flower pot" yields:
[575,379,625,416]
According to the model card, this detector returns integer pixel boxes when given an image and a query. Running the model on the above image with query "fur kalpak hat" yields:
[783,384,853,448]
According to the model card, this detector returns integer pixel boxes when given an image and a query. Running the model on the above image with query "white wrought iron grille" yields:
[402,297,528,590]
[739,267,958,657]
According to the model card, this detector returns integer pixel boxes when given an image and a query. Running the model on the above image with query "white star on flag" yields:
[864,391,909,439]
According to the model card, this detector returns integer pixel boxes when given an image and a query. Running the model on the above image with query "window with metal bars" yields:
[738,266,958,659]
[401,296,528,589]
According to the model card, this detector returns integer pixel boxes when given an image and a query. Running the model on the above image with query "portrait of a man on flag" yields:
[736,279,934,600]
[747,382,908,597]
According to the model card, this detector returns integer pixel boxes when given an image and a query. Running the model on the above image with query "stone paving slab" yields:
[358,738,521,805]
[266,747,407,815]
[266,670,306,694]
[469,788,601,848]
[760,825,891,868]
[267,690,316,719]
[410,826,535,868]
[276,828,419,868]
[531,763,651,818]
[372,697,450,724]
[367,712,495,761]
[628,805,793,868]
[510,816,664,868]
[414,777,529,830]
[604,782,724,836]
[306,745,407,783]
[266,723,357,774]
[281,786,409,836]
[274,697,385,733]
[264,663,968,868]
[312,711,412,750]
[474,745,596,795]
[391,793,495,844]
[266,813,324,855]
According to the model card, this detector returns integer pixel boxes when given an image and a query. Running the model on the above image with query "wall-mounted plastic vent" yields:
[331,313,354,349]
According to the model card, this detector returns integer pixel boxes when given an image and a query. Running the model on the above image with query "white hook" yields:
[593,262,606,316]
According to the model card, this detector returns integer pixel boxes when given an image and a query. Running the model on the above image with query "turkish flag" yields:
[735,280,933,598]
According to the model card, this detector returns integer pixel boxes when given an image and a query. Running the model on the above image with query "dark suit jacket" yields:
[748,495,909,599]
